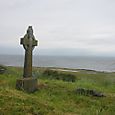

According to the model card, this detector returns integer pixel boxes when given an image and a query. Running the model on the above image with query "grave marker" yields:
[16,26,38,93]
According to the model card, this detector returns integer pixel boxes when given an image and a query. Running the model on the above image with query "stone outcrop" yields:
[75,88,105,97]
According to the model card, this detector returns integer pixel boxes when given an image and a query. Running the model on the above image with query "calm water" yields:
[0,55,115,72]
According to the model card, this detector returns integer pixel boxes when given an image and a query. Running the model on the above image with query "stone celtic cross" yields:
[20,26,38,78]
[16,26,38,93]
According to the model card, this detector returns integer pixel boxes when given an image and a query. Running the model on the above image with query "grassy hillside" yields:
[0,66,115,115]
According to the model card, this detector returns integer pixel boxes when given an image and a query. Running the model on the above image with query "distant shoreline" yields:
[41,67,113,73]
[5,65,114,73]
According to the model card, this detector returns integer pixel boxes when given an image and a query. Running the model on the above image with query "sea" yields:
[0,55,115,72]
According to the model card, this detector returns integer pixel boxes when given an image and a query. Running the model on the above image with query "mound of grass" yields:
[41,69,76,82]
[0,88,55,115]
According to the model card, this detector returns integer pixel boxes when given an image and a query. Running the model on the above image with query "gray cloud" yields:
[0,0,115,56]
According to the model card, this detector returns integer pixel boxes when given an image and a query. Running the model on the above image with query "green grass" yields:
[0,66,115,115]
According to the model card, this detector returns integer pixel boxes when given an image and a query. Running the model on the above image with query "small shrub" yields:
[42,69,76,82]
[61,73,76,82]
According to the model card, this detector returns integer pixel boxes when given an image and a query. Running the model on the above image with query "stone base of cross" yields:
[16,77,38,93]
[16,26,38,93]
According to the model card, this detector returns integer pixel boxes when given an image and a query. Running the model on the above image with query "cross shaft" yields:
[20,26,37,78]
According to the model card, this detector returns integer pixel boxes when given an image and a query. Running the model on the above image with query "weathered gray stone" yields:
[16,78,38,93]
[16,26,38,93]
[20,26,37,78]
[75,88,105,97]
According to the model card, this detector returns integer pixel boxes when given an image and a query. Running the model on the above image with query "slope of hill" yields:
[0,66,115,115]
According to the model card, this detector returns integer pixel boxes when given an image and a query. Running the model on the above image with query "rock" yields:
[75,88,86,95]
[75,88,105,97]
[0,65,6,74]
[91,90,105,97]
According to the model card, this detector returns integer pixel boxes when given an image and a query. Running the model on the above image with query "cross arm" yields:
[32,40,38,46]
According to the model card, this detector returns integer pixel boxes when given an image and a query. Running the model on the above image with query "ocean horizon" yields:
[0,54,115,72]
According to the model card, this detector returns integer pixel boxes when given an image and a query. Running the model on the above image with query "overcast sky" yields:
[0,0,115,56]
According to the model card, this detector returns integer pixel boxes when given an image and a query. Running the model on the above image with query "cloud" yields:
[0,0,115,56]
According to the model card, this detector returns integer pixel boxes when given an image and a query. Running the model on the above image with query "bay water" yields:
[0,55,115,72]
